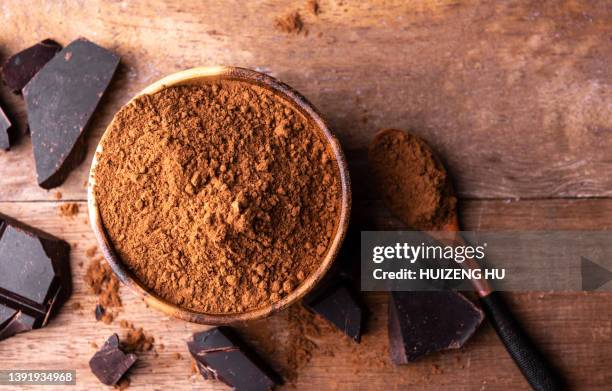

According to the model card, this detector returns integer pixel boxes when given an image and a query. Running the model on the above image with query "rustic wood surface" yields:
[0,1,610,390]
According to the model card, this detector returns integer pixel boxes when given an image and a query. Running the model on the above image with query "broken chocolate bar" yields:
[388,291,484,363]
[0,215,71,340]
[187,327,282,391]
[1,39,62,94]
[23,38,120,189]
[89,334,137,386]
[0,104,11,150]
[304,282,363,342]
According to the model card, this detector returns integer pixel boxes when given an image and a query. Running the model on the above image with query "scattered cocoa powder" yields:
[58,202,79,218]
[85,245,98,258]
[173,352,182,360]
[85,257,122,309]
[190,360,198,375]
[237,304,325,385]
[286,305,322,381]
[71,302,82,311]
[94,81,342,313]
[100,311,114,325]
[368,129,456,230]
[120,322,154,353]
[114,378,130,390]
[307,0,320,16]
[275,11,304,34]
[53,191,62,200]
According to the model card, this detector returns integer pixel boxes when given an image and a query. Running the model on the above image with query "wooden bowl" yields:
[87,66,351,324]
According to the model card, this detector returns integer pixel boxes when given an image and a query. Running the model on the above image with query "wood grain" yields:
[0,0,610,200]
[0,1,610,390]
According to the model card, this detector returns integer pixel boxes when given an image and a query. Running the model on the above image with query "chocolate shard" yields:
[1,39,62,94]
[0,215,71,341]
[95,304,105,321]
[187,327,282,391]
[89,334,137,386]
[304,282,363,343]
[0,304,37,340]
[0,104,11,150]
[389,291,484,364]
[23,38,120,189]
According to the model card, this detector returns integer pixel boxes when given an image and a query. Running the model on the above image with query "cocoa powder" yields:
[368,129,456,230]
[85,257,122,309]
[94,81,341,313]
[58,202,79,218]
[275,11,304,34]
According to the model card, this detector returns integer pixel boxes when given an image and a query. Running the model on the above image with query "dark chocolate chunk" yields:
[304,282,363,342]
[0,215,71,340]
[388,291,484,363]
[0,104,11,150]
[0,303,37,340]
[1,39,62,94]
[187,327,282,391]
[95,304,105,321]
[23,38,120,189]
[89,334,137,386]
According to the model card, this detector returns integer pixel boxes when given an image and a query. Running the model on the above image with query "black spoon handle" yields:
[480,291,564,391]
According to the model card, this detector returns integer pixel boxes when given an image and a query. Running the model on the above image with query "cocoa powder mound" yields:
[94,81,341,314]
[368,129,456,230]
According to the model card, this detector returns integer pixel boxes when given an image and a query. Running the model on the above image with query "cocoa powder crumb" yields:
[85,257,122,309]
[114,378,130,390]
[85,246,98,258]
[368,129,456,230]
[173,352,182,360]
[307,0,320,15]
[58,202,79,218]
[53,191,62,200]
[275,11,304,34]
[122,323,154,353]
[94,81,341,314]
[100,311,114,324]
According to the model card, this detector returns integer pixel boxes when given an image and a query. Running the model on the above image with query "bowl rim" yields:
[87,66,352,324]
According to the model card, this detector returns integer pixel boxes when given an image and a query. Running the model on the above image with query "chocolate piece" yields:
[95,304,105,321]
[1,39,62,94]
[0,105,11,150]
[0,304,37,340]
[89,334,137,386]
[389,291,484,363]
[0,215,71,340]
[304,282,363,342]
[23,38,120,189]
[187,327,282,391]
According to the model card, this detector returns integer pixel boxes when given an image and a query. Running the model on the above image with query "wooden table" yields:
[0,1,610,390]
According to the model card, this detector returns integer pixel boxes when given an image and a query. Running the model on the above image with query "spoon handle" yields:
[479,291,565,391]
